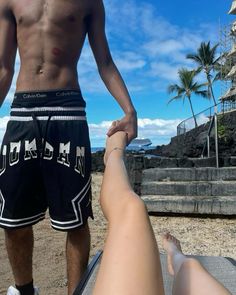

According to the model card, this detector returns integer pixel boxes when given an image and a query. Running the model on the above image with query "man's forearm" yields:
[98,60,137,142]
[0,67,14,107]
[99,61,136,115]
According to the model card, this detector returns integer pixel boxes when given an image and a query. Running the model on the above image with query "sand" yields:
[0,172,235,294]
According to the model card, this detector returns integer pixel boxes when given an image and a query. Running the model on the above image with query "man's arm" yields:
[87,0,137,143]
[0,1,17,107]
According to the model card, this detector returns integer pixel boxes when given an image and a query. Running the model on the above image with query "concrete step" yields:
[141,181,236,196]
[143,156,219,169]
[142,167,236,182]
[142,195,236,215]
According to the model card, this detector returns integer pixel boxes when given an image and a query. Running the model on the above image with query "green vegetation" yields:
[217,115,228,141]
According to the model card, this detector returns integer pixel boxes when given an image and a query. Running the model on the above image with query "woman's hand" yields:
[106,112,137,144]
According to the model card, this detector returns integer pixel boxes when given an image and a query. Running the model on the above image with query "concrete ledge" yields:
[142,195,236,215]
[141,181,236,196]
[142,167,236,182]
[190,157,220,167]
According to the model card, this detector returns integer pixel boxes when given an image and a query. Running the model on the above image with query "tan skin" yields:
[0,0,137,294]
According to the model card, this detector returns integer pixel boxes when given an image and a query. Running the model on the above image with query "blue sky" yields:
[0,0,234,147]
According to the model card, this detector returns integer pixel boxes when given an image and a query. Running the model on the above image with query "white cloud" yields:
[78,43,146,93]
[137,118,181,143]
[139,4,178,40]
[114,51,146,72]
[150,62,180,81]
[88,117,181,146]
[143,39,185,57]
[78,44,97,75]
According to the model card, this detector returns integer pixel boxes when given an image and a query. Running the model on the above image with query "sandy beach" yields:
[0,172,235,295]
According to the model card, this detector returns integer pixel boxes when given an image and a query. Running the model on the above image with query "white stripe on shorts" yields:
[50,176,91,229]
[0,215,45,228]
[10,116,87,121]
[0,190,46,228]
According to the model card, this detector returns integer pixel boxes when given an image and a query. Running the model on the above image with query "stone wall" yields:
[91,151,144,193]
[91,150,105,172]
[126,154,236,194]
[92,151,236,194]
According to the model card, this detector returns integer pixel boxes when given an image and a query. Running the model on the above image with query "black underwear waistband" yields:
[12,89,86,108]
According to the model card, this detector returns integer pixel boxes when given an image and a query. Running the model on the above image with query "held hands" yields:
[106,112,137,144]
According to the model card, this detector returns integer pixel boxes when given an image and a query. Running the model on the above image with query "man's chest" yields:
[9,0,90,27]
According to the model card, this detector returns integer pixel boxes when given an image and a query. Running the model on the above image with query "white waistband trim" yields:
[11,107,85,112]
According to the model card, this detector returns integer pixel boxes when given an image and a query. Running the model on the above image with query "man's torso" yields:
[8,0,93,91]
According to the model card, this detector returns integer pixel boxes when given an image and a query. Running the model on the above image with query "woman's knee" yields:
[102,190,147,223]
[121,192,147,216]
[181,257,202,272]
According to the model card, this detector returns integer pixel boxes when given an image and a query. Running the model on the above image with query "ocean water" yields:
[91,146,156,153]
[91,147,105,153]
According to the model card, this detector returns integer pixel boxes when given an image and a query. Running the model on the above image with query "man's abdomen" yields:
[16,63,80,92]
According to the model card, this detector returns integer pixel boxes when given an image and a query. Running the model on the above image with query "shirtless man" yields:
[0,0,137,294]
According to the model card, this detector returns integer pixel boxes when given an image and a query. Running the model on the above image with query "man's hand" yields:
[107,112,137,144]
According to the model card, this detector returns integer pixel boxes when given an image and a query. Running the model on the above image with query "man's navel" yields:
[36,65,44,75]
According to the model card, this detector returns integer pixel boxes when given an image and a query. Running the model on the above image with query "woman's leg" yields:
[162,233,232,295]
[92,131,165,295]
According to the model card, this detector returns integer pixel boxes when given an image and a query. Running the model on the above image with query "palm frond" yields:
[178,68,198,89]
[195,90,210,99]
[188,41,219,69]
[186,53,202,65]
[213,72,221,82]
[210,43,219,64]
[194,67,203,75]
[167,84,181,94]
[167,94,183,105]
[191,82,205,90]
[167,65,211,115]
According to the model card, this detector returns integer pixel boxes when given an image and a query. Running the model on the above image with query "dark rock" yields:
[230,157,236,166]
[144,157,161,169]
[177,158,194,168]
[151,110,236,159]
[159,157,178,168]
[91,151,105,172]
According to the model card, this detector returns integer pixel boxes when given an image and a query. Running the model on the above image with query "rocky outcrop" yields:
[149,110,236,158]
[92,150,105,172]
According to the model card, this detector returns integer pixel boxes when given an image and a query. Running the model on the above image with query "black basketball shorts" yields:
[0,90,93,231]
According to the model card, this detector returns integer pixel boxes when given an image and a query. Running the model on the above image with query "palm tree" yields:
[186,41,220,106]
[167,68,209,128]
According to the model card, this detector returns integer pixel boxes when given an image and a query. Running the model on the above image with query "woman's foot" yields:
[104,129,127,165]
[162,233,186,276]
